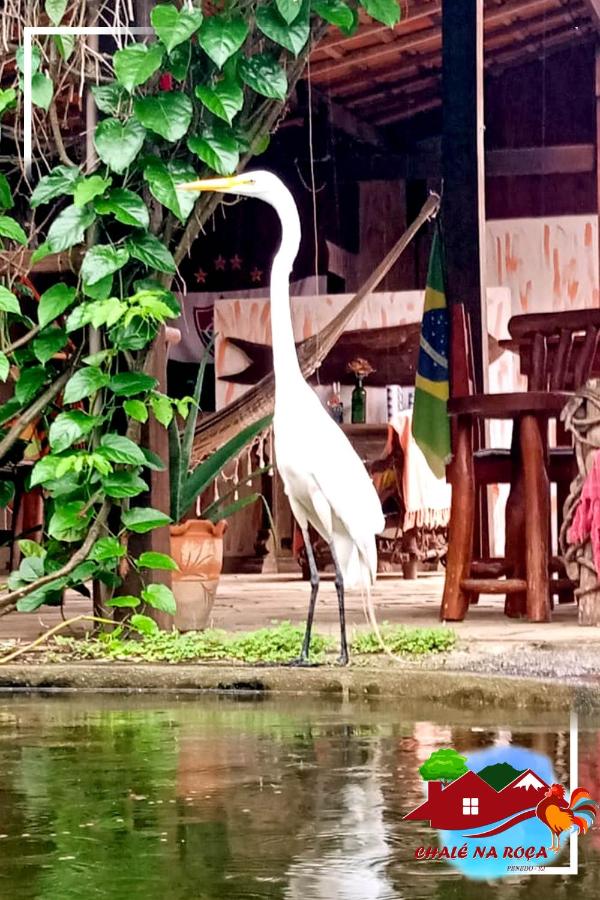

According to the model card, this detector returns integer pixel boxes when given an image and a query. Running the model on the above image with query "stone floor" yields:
[0,570,597,649]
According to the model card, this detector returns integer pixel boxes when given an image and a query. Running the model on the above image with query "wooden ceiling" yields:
[309,0,595,126]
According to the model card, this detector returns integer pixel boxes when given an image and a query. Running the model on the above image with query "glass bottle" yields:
[327,382,344,424]
[351,376,366,423]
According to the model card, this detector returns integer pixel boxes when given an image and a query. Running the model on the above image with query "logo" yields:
[404,743,597,879]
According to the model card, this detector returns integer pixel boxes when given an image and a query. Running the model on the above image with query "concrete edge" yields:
[0,663,598,710]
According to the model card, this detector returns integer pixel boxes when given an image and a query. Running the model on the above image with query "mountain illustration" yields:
[477,762,525,790]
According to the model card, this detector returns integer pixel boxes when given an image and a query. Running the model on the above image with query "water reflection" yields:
[0,694,597,899]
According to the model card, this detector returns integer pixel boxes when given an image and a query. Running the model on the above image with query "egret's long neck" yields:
[267,187,303,393]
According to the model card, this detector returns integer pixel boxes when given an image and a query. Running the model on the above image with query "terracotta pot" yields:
[170,519,227,631]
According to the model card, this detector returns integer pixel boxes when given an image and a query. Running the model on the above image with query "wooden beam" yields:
[0,248,84,275]
[486,143,595,176]
[584,0,600,29]
[310,88,390,149]
[314,0,440,55]
[442,0,488,391]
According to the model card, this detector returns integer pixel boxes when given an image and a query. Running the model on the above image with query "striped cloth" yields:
[411,228,452,479]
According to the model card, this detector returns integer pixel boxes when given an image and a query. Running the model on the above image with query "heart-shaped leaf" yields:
[0,88,17,115]
[91,82,128,115]
[0,173,13,210]
[31,73,53,111]
[83,274,113,301]
[130,614,160,636]
[138,551,178,571]
[38,283,76,328]
[198,16,248,68]
[312,0,355,31]
[133,92,192,142]
[239,54,287,101]
[102,471,149,499]
[142,583,176,614]
[48,501,92,542]
[166,42,191,80]
[46,204,96,253]
[0,351,9,382]
[143,159,197,222]
[54,33,75,61]
[109,371,158,397]
[124,399,148,423]
[98,434,147,466]
[81,245,130,286]
[94,188,150,228]
[49,410,99,452]
[45,0,67,25]
[91,537,127,561]
[94,118,146,174]
[15,366,48,404]
[16,46,41,75]
[187,126,239,176]
[63,367,110,404]
[30,165,81,208]
[358,0,401,27]
[126,232,177,273]
[276,0,303,23]
[73,174,111,208]
[151,3,203,53]
[257,2,309,56]
[33,327,67,364]
[0,215,27,245]
[195,78,243,126]
[114,41,164,92]
[121,506,171,533]
[0,286,20,315]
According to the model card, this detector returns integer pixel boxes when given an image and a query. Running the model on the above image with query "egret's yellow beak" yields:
[178,175,253,192]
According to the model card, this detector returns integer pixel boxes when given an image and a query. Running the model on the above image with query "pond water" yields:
[0,692,599,899]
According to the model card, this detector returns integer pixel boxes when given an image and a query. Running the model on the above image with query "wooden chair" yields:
[441,305,579,623]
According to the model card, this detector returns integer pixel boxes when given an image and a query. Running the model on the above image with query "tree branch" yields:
[2,323,41,355]
[0,363,74,463]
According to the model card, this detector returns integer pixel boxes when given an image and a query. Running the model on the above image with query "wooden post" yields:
[442,0,488,391]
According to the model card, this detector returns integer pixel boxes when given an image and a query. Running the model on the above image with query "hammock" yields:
[192,193,441,462]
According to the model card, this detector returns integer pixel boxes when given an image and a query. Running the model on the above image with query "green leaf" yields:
[198,16,248,68]
[31,73,54,111]
[109,371,158,397]
[0,173,13,210]
[63,367,110,404]
[83,274,113,301]
[91,536,126,561]
[124,398,148,422]
[195,78,243,126]
[16,46,41,75]
[252,132,270,155]
[126,232,176,273]
[19,556,45,582]
[49,410,99,452]
[0,286,20,315]
[130,613,160,636]
[45,0,67,25]
[18,539,45,558]
[48,501,91,542]
[133,92,192,142]
[151,3,203,52]
[359,0,401,27]
[114,41,164,93]
[33,327,67,364]
[81,245,130,286]
[94,118,146,174]
[141,448,167,471]
[94,188,150,228]
[239,54,287,102]
[109,317,158,351]
[0,352,9,382]
[30,165,80,208]
[30,455,60,488]
[275,0,304,23]
[0,398,22,426]
[121,506,171,533]
[142,583,176,615]
[149,393,173,427]
[166,42,191,80]
[108,595,140,609]
[187,125,239,177]
[0,480,15,508]
[0,88,17,116]
[69,561,97,585]
[98,433,147,466]
[73,174,111,208]
[138,551,178,571]
[46,204,96,253]
[257,1,310,56]
[311,0,355,31]
[54,33,75,61]
[102,470,148,499]
[15,366,47,404]
[0,215,27,245]
[142,159,197,223]
[91,82,128,115]
[38,283,76,328]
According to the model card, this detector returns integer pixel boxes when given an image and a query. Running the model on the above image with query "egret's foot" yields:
[337,652,349,667]
[285,656,320,668]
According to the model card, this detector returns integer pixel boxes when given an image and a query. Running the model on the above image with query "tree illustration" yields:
[419,749,469,784]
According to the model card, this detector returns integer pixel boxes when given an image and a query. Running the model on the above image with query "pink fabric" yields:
[568,450,600,573]
[386,411,451,531]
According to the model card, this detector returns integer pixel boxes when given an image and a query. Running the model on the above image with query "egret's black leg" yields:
[288,528,319,666]
[329,543,349,665]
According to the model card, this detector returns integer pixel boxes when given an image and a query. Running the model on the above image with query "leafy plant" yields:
[350,625,456,655]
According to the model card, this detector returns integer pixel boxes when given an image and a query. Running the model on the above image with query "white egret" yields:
[180,171,385,664]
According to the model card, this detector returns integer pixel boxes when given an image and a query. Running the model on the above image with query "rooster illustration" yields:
[536,784,598,851]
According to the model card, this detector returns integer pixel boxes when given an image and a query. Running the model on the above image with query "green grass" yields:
[53,621,456,664]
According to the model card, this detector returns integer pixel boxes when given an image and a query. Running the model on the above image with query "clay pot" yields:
[170,519,227,631]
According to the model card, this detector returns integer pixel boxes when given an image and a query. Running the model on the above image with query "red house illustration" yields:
[404,768,549,830]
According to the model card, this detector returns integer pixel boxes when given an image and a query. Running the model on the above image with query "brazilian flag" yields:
[411,228,451,478]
